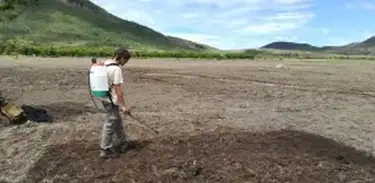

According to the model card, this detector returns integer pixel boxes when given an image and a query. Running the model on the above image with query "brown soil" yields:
[0,57,374,182]
[27,128,375,183]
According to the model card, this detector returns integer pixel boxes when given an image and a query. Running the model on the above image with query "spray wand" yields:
[124,106,159,134]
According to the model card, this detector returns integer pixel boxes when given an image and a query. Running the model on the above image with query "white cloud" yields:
[239,12,314,35]
[274,0,308,5]
[359,2,375,10]
[120,9,155,25]
[325,29,375,46]
[166,33,221,44]
[180,0,311,7]
[327,38,358,46]
[345,1,375,10]
[320,28,330,35]
[275,36,298,41]
[90,0,315,49]
[262,12,314,21]
[241,23,299,34]
[344,3,354,9]
[180,12,201,19]
[361,30,375,39]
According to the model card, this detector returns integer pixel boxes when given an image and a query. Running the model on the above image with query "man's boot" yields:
[114,141,136,154]
[100,148,118,159]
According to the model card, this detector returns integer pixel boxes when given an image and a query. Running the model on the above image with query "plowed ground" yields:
[0,57,374,183]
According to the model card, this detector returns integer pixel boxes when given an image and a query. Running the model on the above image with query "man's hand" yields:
[120,105,131,115]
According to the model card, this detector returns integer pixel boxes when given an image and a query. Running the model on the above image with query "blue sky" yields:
[90,0,375,50]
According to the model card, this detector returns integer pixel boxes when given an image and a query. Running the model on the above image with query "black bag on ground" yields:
[21,105,53,122]
[0,96,5,106]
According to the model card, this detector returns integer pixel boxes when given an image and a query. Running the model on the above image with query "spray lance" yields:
[124,106,159,134]
[87,57,159,134]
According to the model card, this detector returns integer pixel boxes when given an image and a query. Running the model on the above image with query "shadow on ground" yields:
[37,101,100,122]
[0,116,7,127]
[0,101,99,127]
[26,128,375,183]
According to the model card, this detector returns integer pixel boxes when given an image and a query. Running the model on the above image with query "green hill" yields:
[0,0,215,51]
[261,36,375,55]
[261,41,321,51]
[329,36,375,55]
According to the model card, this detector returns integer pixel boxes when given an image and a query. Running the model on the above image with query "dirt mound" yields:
[26,129,375,183]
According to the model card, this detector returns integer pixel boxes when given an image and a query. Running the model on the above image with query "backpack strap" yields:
[106,63,119,67]
[105,63,120,107]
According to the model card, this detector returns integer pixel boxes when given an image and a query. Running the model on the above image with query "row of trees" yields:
[0,39,262,59]
[1,39,375,60]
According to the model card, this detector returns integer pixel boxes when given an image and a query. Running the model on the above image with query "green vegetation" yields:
[2,39,375,60]
[0,39,260,59]
[1,0,375,60]
[261,37,375,55]
[261,42,320,52]
[0,0,39,21]
[0,0,214,51]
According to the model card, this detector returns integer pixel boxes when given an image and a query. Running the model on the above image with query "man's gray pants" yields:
[100,101,127,150]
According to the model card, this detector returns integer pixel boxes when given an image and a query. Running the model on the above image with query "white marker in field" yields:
[276,63,284,68]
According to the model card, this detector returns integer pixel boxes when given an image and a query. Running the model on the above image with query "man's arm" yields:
[113,84,126,108]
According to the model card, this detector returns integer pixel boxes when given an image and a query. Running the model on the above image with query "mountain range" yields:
[1,0,375,54]
[0,0,215,51]
[261,36,375,55]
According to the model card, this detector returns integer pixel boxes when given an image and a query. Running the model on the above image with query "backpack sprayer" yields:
[88,58,159,134]
[88,57,115,107]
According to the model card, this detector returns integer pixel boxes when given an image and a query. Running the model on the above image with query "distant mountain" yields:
[261,41,321,51]
[261,36,375,55]
[0,0,215,51]
[361,36,375,46]
[165,36,217,51]
[332,36,375,55]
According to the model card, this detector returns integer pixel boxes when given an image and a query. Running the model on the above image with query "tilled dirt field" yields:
[0,57,375,182]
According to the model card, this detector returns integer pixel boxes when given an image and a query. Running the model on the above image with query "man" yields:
[100,47,132,159]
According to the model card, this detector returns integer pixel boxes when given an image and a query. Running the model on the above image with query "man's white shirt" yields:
[102,59,123,105]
